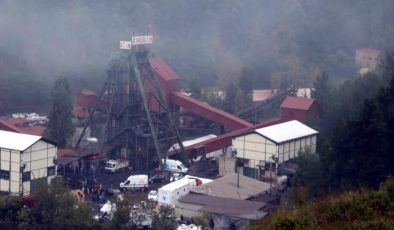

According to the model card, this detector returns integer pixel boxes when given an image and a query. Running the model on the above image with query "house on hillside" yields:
[355,48,382,71]
[280,96,320,123]
[232,120,317,179]
[0,130,57,195]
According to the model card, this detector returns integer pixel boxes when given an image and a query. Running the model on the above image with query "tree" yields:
[238,66,255,103]
[224,83,239,113]
[188,77,202,99]
[151,206,177,230]
[46,78,75,147]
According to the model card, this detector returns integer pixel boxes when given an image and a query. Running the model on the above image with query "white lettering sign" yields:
[120,41,132,50]
[131,35,153,45]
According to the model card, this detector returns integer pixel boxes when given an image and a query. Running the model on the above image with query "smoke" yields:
[1,0,394,93]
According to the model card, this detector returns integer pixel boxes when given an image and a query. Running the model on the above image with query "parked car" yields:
[148,190,158,202]
[148,174,166,184]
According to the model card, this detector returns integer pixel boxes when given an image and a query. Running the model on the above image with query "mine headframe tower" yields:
[76,36,185,173]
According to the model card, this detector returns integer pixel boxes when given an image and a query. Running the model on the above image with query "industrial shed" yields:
[232,120,317,178]
[0,130,57,195]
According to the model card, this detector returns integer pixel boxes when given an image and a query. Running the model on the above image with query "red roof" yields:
[149,57,180,81]
[357,48,382,56]
[280,96,315,111]
[19,126,45,136]
[58,148,78,157]
[0,118,45,136]
[0,119,23,133]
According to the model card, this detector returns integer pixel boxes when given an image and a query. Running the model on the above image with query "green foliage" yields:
[151,206,177,230]
[45,78,75,147]
[239,66,255,101]
[291,151,325,198]
[224,83,243,113]
[252,179,394,229]
[0,196,24,229]
[188,77,202,99]
[0,177,95,230]
[192,212,213,229]
[28,177,94,230]
[200,87,224,109]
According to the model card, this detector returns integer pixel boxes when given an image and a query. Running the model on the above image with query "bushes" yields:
[251,179,394,229]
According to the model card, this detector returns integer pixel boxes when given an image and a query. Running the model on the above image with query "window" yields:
[0,170,10,180]
[48,166,56,176]
[22,171,31,182]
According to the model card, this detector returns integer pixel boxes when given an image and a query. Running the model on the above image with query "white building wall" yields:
[0,139,57,195]
[233,133,277,164]
[233,132,317,175]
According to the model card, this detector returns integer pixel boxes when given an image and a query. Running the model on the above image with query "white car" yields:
[148,190,158,202]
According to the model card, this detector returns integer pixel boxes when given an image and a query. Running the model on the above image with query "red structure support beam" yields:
[171,91,253,131]
[168,117,284,157]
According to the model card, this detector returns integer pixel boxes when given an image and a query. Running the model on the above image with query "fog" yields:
[1,0,394,106]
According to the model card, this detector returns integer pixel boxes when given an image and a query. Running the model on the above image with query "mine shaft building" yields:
[0,130,57,195]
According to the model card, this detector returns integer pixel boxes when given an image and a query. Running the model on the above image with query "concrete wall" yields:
[176,201,204,219]
[218,156,236,176]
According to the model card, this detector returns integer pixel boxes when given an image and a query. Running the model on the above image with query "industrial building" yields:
[280,96,320,123]
[0,130,57,195]
[176,173,271,229]
[232,120,318,178]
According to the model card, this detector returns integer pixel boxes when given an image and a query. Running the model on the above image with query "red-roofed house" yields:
[0,118,45,136]
[280,96,319,123]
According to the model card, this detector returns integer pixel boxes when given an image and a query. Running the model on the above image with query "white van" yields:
[162,159,188,174]
[119,174,148,191]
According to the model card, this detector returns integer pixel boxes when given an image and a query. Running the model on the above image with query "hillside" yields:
[249,179,394,229]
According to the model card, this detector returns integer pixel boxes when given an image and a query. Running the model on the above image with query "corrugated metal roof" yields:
[179,194,266,219]
[191,173,270,200]
[0,130,42,151]
[255,120,318,144]
[280,96,315,110]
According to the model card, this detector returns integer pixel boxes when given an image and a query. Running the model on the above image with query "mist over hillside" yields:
[1,0,394,111]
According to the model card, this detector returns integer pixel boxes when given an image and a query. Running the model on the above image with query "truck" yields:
[105,159,129,173]
[119,174,148,191]
[162,159,188,174]
[157,175,212,207]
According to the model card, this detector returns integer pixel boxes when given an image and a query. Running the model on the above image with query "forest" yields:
[2,0,394,113]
